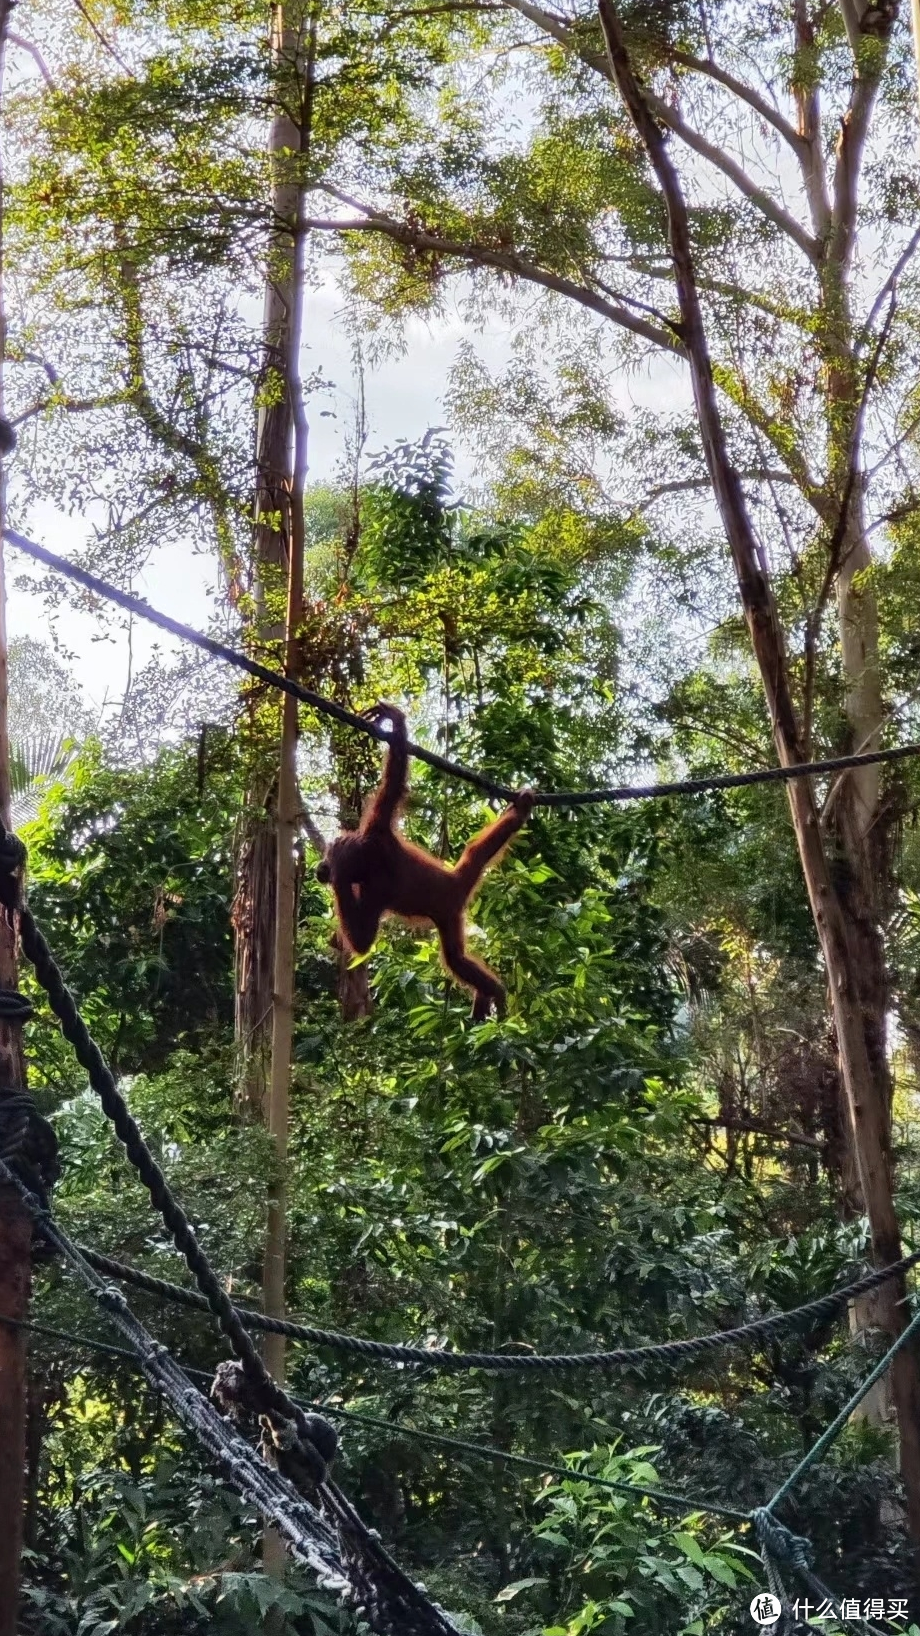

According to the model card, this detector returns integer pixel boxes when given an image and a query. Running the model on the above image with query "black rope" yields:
[16,897,336,1468]
[8,529,920,808]
[15,1304,904,1624]
[0,988,34,1022]
[76,1240,920,1373]
[0,1173,461,1634]
[0,840,59,1209]
[0,1087,59,1206]
[6,873,457,1631]
[7,1311,750,1522]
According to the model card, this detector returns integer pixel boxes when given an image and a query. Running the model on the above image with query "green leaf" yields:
[495,1577,548,1601]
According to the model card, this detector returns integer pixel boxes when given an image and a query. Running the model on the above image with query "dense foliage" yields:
[6,458,914,1636]
[6,0,920,1628]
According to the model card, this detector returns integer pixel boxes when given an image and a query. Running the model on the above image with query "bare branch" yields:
[308,188,685,354]
[828,49,890,276]
[862,225,920,344]
[503,0,817,261]
[670,48,804,153]
[634,468,796,511]
[645,91,818,263]
[809,287,898,635]
[296,804,328,857]
[692,1115,825,1151]
[837,0,863,54]
[7,32,56,90]
[7,348,59,385]
[597,0,807,764]
[70,0,134,75]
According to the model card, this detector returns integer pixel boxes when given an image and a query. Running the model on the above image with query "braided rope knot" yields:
[0,1086,60,1209]
[0,833,27,913]
[752,1508,812,1571]
[211,1360,338,1488]
[0,988,34,1023]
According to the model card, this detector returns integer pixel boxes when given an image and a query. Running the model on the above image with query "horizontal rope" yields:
[8,1311,749,1524]
[10,856,457,1631]
[77,1240,920,1373]
[8,529,920,808]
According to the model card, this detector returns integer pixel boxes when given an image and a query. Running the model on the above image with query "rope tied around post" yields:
[0,1083,59,1210]
[0,830,26,914]
[0,834,59,1221]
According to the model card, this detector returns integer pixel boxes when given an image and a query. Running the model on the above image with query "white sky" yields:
[7,271,690,733]
[7,279,507,724]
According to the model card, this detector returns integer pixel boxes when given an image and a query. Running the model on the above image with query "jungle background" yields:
[4,0,920,1630]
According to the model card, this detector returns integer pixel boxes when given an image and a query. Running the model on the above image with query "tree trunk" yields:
[256,5,317,1602]
[0,5,30,1627]
[233,0,304,1118]
[598,0,920,1547]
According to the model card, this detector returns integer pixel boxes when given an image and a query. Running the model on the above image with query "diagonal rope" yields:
[8,528,920,808]
[76,1239,920,1373]
[0,1161,347,1593]
[7,869,459,1633]
[765,1299,920,1517]
[10,1301,899,1628]
[6,1312,750,1522]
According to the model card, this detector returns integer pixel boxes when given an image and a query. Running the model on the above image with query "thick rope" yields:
[765,1300,920,1517]
[12,1304,899,1627]
[17,900,333,1457]
[1,1168,464,1634]
[76,1240,920,1373]
[6,1311,752,1523]
[0,1162,346,1591]
[11,895,459,1632]
[8,529,920,808]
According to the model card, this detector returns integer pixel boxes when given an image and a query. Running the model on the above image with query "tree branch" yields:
[634,468,797,510]
[862,225,920,344]
[502,0,817,262]
[644,90,818,263]
[809,286,898,637]
[7,32,56,90]
[828,47,890,276]
[670,48,804,154]
[692,1115,825,1151]
[597,0,806,763]
[791,0,832,241]
[308,187,685,354]
[296,804,328,858]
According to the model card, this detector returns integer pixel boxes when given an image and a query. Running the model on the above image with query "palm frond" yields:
[10,733,79,826]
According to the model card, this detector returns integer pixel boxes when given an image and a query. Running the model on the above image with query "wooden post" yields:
[0,544,28,1636]
[0,3,29,1628]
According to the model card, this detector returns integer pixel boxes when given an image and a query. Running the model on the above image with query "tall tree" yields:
[300,0,920,1538]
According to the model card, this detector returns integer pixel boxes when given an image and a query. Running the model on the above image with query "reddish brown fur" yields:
[316,705,533,1019]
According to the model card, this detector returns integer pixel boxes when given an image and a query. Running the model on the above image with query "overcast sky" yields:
[6,277,512,725]
[7,267,688,734]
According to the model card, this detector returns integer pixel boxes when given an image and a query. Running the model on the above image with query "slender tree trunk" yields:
[0,5,30,1627]
[598,0,920,1547]
[911,0,920,117]
[261,322,306,1596]
[263,207,309,1385]
[233,0,304,1118]
[257,6,317,1599]
[821,283,897,1421]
